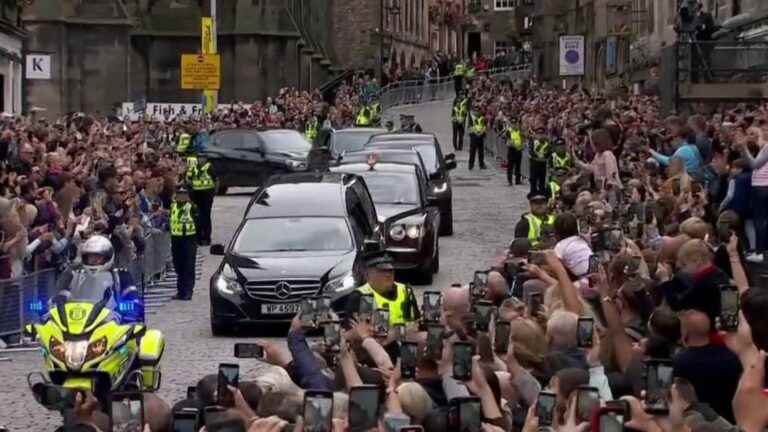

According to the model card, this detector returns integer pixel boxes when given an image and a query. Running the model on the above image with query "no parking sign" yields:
[559,35,585,76]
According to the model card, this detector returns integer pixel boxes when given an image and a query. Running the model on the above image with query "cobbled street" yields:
[0,101,530,430]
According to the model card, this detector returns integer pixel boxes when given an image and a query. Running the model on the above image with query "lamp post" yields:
[379,0,401,81]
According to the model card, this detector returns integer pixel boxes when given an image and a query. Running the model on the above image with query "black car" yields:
[331,162,440,283]
[338,149,429,182]
[308,127,387,171]
[365,133,456,235]
[209,172,397,335]
[202,129,311,195]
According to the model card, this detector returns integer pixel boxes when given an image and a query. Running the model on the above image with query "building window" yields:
[523,15,533,30]
[494,40,512,56]
[495,0,517,11]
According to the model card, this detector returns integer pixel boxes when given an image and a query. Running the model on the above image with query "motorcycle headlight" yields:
[64,341,89,370]
[49,337,66,363]
[325,272,356,293]
[85,337,108,363]
[215,264,243,295]
[406,224,422,239]
[389,225,406,242]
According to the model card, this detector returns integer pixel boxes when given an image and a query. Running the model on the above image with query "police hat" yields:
[365,251,395,270]
[175,185,190,194]
[527,192,547,202]
[553,168,569,177]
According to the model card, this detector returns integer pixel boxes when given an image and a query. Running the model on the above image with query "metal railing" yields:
[481,129,530,179]
[0,230,174,343]
[380,64,532,110]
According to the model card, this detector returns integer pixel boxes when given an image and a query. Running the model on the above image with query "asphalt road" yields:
[0,100,530,430]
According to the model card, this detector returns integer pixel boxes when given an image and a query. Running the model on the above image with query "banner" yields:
[559,35,585,76]
[606,36,617,76]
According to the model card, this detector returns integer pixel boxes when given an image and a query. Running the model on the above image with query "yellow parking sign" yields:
[181,54,220,90]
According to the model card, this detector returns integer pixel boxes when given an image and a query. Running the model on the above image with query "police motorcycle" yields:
[24,236,165,412]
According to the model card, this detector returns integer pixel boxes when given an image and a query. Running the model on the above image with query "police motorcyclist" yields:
[55,235,142,322]
[344,251,419,327]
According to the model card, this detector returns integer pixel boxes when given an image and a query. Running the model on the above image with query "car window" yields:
[351,181,378,234]
[331,132,376,154]
[358,172,420,205]
[234,217,352,253]
[262,133,312,153]
[212,131,260,149]
[412,144,439,175]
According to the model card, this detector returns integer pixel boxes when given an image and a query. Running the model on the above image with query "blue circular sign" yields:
[565,49,580,64]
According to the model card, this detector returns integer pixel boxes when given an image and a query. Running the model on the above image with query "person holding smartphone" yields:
[343,251,420,329]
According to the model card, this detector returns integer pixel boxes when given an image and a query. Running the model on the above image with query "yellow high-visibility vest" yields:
[170,202,196,237]
[357,283,411,325]
[470,114,486,136]
[305,117,318,141]
[525,213,555,246]
[176,133,191,154]
[189,162,215,191]
[454,63,466,77]
[533,139,550,160]
[552,153,572,169]
[452,104,467,123]
[507,128,523,150]
[355,107,372,127]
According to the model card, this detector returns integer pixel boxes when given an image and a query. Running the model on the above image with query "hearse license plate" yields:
[261,303,300,315]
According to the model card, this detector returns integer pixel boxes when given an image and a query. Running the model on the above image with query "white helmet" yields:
[80,235,114,274]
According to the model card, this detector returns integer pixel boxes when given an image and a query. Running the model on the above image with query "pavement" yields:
[0,100,531,430]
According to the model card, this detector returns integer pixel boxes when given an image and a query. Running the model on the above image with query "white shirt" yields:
[555,235,592,277]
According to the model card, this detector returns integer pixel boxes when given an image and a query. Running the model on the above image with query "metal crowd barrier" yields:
[380,64,533,110]
[482,130,530,179]
[0,229,174,343]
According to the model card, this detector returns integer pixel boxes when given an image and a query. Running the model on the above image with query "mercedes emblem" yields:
[274,281,292,299]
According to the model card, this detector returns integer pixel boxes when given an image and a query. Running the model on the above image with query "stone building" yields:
[464,0,534,60]
[0,0,25,115]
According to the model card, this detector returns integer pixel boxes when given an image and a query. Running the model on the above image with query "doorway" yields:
[467,32,481,58]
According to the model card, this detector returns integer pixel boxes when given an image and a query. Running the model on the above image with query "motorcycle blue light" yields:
[28,300,44,313]
[117,302,135,313]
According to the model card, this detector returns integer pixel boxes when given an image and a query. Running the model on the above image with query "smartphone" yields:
[494,320,511,354]
[359,294,375,320]
[452,342,474,381]
[528,250,546,265]
[422,291,442,323]
[203,406,227,430]
[398,427,424,432]
[317,295,332,321]
[449,397,482,432]
[303,390,334,432]
[528,292,542,316]
[324,321,342,353]
[591,231,606,253]
[644,359,674,414]
[576,386,601,423]
[400,342,419,380]
[588,254,601,274]
[301,298,318,328]
[373,308,390,337]
[110,391,144,432]
[536,391,557,427]
[473,270,489,290]
[474,301,494,333]
[186,386,196,400]
[597,407,626,432]
[426,324,445,360]
[234,343,264,359]
[719,285,740,332]
[172,408,199,432]
[216,363,239,407]
[577,317,595,348]
[348,385,381,432]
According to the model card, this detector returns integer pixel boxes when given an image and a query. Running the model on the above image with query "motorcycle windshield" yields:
[67,272,117,309]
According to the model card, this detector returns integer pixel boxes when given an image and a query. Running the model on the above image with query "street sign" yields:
[180,54,220,90]
[26,54,51,79]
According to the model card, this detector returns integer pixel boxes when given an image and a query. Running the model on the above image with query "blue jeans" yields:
[752,186,768,252]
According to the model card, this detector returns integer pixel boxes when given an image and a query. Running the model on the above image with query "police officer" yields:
[399,114,423,133]
[550,139,573,171]
[370,101,382,126]
[451,94,469,151]
[453,61,466,95]
[176,124,193,154]
[185,153,216,246]
[514,193,556,248]
[170,186,198,300]
[344,251,419,327]
[355,105,372,127]
[528,127,551,195]
[468,107,487,170]
[547,168,569,208]
[304,116,319,143]
[505,118,524,185]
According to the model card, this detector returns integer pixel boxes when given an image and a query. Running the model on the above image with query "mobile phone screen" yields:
[304,392,334,432]
[324,321,342,352]
[459,399,482,432]
[422,292,442,322]
[645,361,673,413]
[577,318,594,348]
[452,342,473,381]
[349,386,381,432]
[528,292,542,316]
[400,342,419,380]
[234,343,264,359]
[537,392,557,426]
[473,271,489,289]
[474,302,493,332]
[494,321,511,354]
[392,324,405,342]
[426,325,444,360]
[186,386,196,400]
[111,393,144,432]
[301,299,318,327]
[588,254,601,274]
[217,363,239,407]
[576,387,600,423]
[720,286,740,332]
[359,294,375,317]
[172,410,198,432]
[599,412,624,432]
[374,308,390,336]
[317,296,332,319]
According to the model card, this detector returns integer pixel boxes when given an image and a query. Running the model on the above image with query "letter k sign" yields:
[26,54,51,79]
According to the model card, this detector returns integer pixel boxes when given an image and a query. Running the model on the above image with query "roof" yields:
[369,133,436,143]
[331,162,418,175]
[246,173,352,219]
[340,149,425,167]
[334,128,388,134]
[260,129,304,137]
[365,140,436,149]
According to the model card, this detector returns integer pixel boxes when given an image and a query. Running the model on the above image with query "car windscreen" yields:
[411,144,439,175]
[234,217,352,253]
[262,133,312,153]
[212,131,260,149]
[331,132,377,154]
[358,172,420,205]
